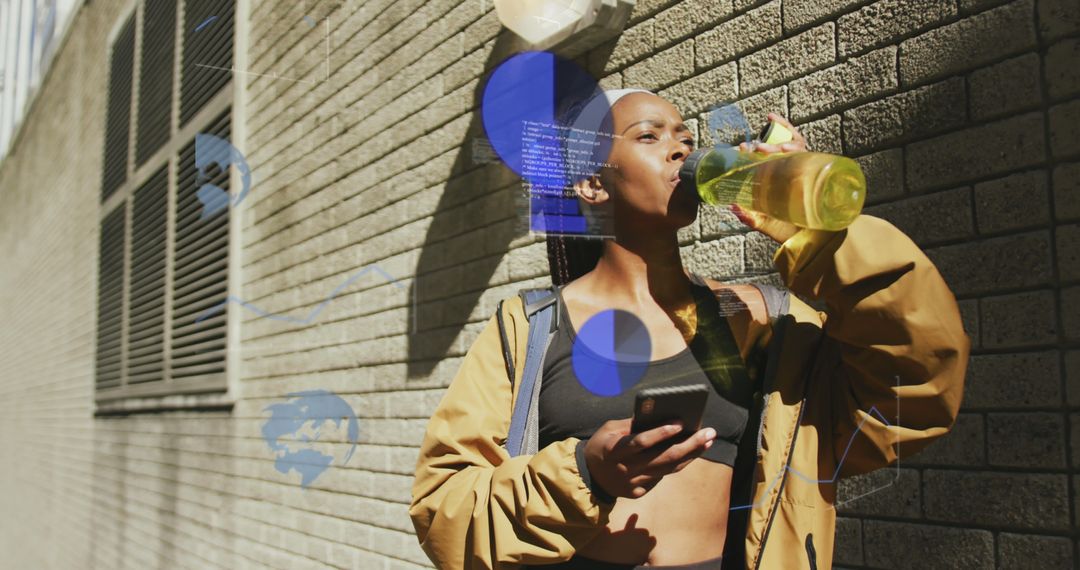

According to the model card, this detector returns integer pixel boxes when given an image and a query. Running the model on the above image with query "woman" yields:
[409,90,969,570]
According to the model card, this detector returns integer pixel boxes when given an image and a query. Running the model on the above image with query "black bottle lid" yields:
[679,148,710,184]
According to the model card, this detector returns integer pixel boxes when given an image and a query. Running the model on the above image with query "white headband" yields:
[564,88,653,181]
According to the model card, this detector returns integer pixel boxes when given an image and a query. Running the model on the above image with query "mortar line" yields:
[1032,0,1076,565]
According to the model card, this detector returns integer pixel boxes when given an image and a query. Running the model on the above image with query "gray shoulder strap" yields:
[688,272,790,320]
[749,283,790,321]
[505,288,559,457]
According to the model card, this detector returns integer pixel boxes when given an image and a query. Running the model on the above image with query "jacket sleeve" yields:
[409,305,613,570]
[772,215,970,478]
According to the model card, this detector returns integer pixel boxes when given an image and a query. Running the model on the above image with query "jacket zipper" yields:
[752,397,805,570]
[752,314,835,569]
[750,316,801,570]
[755,396,769,460]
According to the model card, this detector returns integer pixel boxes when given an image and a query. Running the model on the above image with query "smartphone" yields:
[630,385,710,447]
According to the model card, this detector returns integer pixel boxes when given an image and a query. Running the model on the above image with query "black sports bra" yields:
[536,280,764,467]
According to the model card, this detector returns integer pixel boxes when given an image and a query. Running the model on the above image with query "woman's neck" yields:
[588,231,692,306]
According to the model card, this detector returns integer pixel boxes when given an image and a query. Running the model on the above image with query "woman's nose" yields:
[670,144,689,161]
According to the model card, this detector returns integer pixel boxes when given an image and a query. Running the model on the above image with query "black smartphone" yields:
[630,385,710,447]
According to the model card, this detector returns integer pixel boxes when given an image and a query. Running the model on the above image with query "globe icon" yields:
[260,390,359,488]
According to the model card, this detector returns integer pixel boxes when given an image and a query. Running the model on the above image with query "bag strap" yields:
[495,300,516,389]
[687,272,790,323]
[748,283,790,323]
[504,288,559,457]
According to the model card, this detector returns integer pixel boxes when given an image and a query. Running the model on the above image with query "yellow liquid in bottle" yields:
[696,151,866,231]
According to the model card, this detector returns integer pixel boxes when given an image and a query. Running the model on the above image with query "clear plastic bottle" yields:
[679,147,866,231]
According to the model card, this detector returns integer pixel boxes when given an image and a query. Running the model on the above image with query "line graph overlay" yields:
[196,15,330,85]
[729,375,902,512]
[195,265,418,333]
[194,15,218,32]
[833,375,902,509]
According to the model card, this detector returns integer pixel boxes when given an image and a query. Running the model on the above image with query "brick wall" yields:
[0,0,1076,568]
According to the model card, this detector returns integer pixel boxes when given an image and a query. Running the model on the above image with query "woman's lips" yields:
[671,167,699,203]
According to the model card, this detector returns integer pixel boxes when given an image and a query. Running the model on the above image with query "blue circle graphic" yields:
[572,310,653,397]
[480,51,610,187]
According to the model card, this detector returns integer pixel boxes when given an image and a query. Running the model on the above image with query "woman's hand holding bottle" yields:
[729,113,806,245]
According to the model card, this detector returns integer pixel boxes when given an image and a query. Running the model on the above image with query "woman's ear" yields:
[572,175,610,205]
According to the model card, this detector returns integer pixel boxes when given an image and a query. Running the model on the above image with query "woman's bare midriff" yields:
[577,458,734,566]
[564,280,766,566]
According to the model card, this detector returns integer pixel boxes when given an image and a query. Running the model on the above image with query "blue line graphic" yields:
[729,375,901,512]
[194,265,417,332]
[194,14,330,85]
[194,15,218,32]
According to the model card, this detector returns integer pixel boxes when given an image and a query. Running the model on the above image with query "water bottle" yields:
[678,125,866,231]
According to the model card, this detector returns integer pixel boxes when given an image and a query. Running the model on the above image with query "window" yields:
[96,0,235,406]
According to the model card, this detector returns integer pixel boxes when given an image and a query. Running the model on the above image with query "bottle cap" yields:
[679,148,709,184]
[759,120,794,145]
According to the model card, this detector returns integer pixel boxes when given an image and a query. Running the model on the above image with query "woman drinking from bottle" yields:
[410,89,968,570]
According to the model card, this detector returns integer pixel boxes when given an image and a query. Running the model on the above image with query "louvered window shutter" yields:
[136,0,176,166]
[127,166,169,384]
[181,0,234,125]
[101,16,134,202]
[171,110,230,382]
[96,207,127,390]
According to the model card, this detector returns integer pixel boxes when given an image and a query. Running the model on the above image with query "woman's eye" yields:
[636,133,693,148]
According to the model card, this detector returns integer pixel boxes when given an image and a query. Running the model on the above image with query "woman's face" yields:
[599,92,698,229]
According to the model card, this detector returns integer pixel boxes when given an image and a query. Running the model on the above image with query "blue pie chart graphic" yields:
[480,51,611,187]
[572,310,653,397]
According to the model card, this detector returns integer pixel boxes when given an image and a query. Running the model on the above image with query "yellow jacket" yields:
[409,215,970,569]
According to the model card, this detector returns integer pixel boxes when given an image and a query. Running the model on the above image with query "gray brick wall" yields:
[0,0,1076,568]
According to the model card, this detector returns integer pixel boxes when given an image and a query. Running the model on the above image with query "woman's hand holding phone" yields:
[582,418,717,499]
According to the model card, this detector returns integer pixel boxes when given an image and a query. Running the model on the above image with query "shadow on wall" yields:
[89,413,239,568]
[403,31,521,380]
[405,31,617,379]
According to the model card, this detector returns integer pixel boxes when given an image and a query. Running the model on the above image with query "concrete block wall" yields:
[597,4,1079,567]
[0,0,1076,568]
